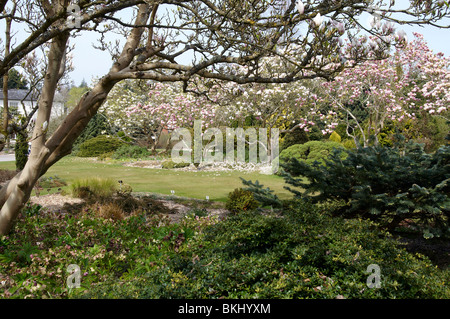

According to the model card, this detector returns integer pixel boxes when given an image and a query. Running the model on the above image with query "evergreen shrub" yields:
[225,188,259,214]
[282,138,450,238]
[280,140,345,166]
[76,135,126,157]
[112,145,152,159]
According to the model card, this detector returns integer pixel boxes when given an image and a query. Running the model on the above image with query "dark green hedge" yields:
[76,135,126,157]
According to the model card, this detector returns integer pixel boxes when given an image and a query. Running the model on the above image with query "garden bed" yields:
[29,193,229,224]
[28,194,450,270]
[124,159,276,174]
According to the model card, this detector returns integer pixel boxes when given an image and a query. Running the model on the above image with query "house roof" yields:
[0,89,39,102]
[0,89,65,103]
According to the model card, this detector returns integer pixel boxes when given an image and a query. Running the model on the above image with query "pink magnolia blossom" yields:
[294,33,449,143]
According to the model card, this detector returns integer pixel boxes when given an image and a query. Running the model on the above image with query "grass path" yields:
[0,156,293,202]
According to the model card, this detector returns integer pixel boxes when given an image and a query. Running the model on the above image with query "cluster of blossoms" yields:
[294,33,449,137]
[102,80,217,147]
[103,31,447,146]
[217,82,307,129]
[125,82,216,131]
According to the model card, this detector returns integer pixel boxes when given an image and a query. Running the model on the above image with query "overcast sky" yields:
[2,3,449,87]
[68,10,450,87]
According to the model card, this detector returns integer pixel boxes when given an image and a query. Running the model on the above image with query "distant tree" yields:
[122,81,216,151]
[79,79,88,88]
[0,68,28,89]
[65,85,90,112]
[295,33,450,147]
[74,113,112,148]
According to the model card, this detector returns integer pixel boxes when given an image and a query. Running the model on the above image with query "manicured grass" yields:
[0,156,293,202]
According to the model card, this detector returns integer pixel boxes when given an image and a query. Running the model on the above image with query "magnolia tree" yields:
[120,81,216,150]
[295,32,450,146]
[101,79,151,143]
[214,80,313,155]
[0,0,449,235]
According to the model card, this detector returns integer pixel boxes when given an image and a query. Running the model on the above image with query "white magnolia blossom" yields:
[396,29,407,42]
[333,20,345,35]
[296,0,304,15]
[313,13,324,27]
[368,14,382,29]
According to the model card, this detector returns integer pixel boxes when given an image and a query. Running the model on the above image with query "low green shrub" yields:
[97,151,115,161]
[280,140,345,167]
[341,139,356,149]
[112,145,152,159]
[225,187,259,214]
[4,194,447,299]
[76,135,126,157]
[185,207,209,219]
[22,203,42,217]
[328,131,342,143]
[161,160,190,169]
[240,178,282,209]
[83,200,449,299]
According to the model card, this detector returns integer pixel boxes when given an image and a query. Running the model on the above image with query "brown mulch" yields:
[30,194,85,212]
[28,193,229,224]
[0,169,18,183]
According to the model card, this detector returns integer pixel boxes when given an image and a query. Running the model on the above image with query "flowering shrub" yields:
[104,81,216,150]
[294,33,450,146]
[125,82,216,131]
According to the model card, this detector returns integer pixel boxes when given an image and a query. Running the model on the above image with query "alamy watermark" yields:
[366,264,381,289]
[66,264,81,288]
[171,120,280,174]
[67,4,81,29]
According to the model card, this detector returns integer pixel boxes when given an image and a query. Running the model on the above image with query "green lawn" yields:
[0,156,293,202]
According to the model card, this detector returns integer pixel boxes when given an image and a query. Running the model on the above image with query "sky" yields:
[68,6,450,87]
[2,2,449,86]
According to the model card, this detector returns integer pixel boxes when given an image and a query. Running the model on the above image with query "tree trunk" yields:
[0,3,152,235]
[0,32,69,234]
[1,8,11,150]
